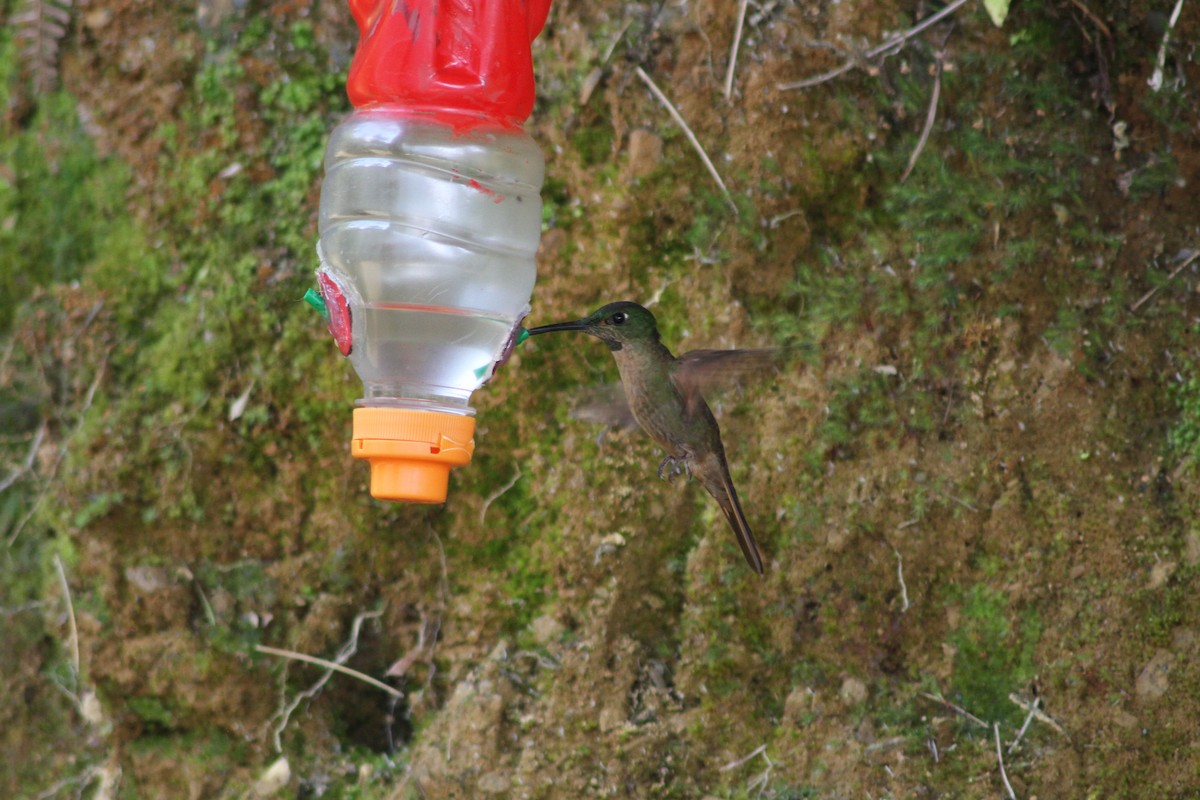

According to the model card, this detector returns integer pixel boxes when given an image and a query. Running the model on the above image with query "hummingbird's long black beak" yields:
[526,319,590,335]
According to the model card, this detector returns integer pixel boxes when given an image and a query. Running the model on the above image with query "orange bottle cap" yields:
[352,407,476,503]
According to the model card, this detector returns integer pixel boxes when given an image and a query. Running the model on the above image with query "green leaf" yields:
[984,0,1011,26]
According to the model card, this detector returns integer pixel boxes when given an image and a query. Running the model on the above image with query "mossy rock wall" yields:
[3,0,1200,797]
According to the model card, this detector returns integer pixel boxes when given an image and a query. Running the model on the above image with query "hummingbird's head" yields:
[527,301,659,351]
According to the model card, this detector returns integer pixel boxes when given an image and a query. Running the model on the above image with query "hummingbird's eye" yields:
[610,312,628,325]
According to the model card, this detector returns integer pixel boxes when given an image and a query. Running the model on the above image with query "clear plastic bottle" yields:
[313,0,552,503]
[317,109,544,408]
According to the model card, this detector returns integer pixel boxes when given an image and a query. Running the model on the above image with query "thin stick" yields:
[919,691,989,729]
[53,554,80,690]
[719,743,767,772]
[1148,0,1184,91]
[603,21,633,64]
[33,764,101,800]
[899,46,945,183]
[994,722,1018,800]
[776,62,855,92]
[1129,249,1199,312]
[1008,695,1039,752]
[865,735,908,753]
[747,751,773,797]
[257,644,402,698]
[777,0,971,91]
[0,422,46,494]
[1067,0,1113,39]
[933,488,977,512]
[723,0,751,100]
[479,467,522,525]
[9,354,109,546]
[386,525,451,687]
[260,609,398,752]
[892,546,910,612]
[635,66,738,215]
[1008,692,1066,736]
[863,0,971,60]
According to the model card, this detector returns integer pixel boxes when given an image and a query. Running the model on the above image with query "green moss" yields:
[0,90,134,332]
[123,730,246,796]
[127,695,178,730]
[947,584,1042,726]
[452,477,554,636]
[572,119,615,168]
[819,368,916,457]
[1167,377,1200,461]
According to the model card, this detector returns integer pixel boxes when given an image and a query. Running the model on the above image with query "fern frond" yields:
[13,0,74,95]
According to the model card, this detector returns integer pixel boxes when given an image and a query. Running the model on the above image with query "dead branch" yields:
[892,546,910,612]
[919,691,989,729]
[1008,692,1066,736]
[723,0,751,100]
[1067,0,1112,40]
[1129,248,1199,313]
[9,351,109,546]
[52,553,80,693]
[634,66,738,215]
[994,722,1018,799]
[778,0,971,91]
[479,467,523,525]
[899,28,952,183]
[1148,0,1185,92]
[719,743,767,772]
[0,421,46,494]
[1007,695,1039,752]
[260,608,395,753]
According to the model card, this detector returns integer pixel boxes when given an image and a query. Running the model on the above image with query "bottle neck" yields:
[348,103,526,134]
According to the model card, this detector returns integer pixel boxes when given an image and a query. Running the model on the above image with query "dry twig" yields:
[719,743,772,796]
[8,352,109,546]
[52,553,80,691]
[385,616,440,678]
[1008,692,1066,736]
[1148,0,1185,91]
[719,743,767,772]
[1008,695,1039,752]
[899,30,952,183]
[479,467,522,525]
[580,19,633,107]
[257,642,400,699]
[387,524,452,687]
[33,764,100,800]
[892,546,910,612]
[1067,0,1113,39]
[919,691,989,729]
[723,0,750,100]
[994,722,1018,799]
[0,421,46,494]
[778,0,971,91]
[260,608,396,753]
[634,66,738,214]
[1129,248,1199,313]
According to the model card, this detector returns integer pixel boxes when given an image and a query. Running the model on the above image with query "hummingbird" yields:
[527,301,770,575]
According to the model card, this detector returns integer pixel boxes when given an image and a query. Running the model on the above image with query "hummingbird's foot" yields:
[657,456,691,481]
[657,456,674,480]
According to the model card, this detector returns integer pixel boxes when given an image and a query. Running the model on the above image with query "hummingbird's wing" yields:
[570,383,639,431]
[673,348,788,419]
[570,348,794,431]
[674,347,785,388]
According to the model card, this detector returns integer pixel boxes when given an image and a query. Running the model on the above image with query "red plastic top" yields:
[346,0,554,126]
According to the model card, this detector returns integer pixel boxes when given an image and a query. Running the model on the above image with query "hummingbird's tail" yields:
[699,454,765,575]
